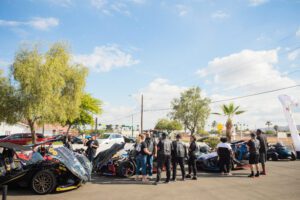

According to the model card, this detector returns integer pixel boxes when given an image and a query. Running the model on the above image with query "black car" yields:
[0,141,91,194]
[196,140,249,172]
[267,143,296,161]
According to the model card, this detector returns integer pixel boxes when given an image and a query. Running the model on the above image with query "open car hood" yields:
[0,142,31,151]
[93,143,125,170]
[48,147,91,182]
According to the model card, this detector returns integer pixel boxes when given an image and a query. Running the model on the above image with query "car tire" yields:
[290,152,296,161]
[31,170,56,195]
[117,161,136,178]
[271,154,278,161]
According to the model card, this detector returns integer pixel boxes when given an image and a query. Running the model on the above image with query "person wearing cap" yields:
[186,135,198,180]
[171,134,187,181]
[256,129,268,175]
[217,137,233,175]
[156,132,172,184]
[247,133,260,178]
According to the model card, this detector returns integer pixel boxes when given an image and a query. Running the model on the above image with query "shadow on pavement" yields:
[90,175,156,185]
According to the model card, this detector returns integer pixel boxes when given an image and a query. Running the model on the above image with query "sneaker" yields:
[260,171,266,175]
[248,173,254,178]
[227,173,232,176]
[181,177,185,181]
[186,174,191,178]
[171,179,176,182]
[192,176,197,180]
[164,181,170,184]
[148,176,153,180]
[255,172,260,177]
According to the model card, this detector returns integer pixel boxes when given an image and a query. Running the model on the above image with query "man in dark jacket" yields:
[156,132,172,184]
[256,129,268,175]
[171,134,187,181]
[186,135,198,180]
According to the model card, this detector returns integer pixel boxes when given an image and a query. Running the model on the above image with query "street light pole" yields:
[141,94,144,134]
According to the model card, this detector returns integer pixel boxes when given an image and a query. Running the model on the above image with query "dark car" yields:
[71,136,83,144]
[196,140,249,172]
[0,133,49,145]
[93,143,136,178]
[0,135,7,139]
[267,142,296,161]
[0,141,91,194]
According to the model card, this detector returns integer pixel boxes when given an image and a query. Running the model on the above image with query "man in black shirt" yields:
[256,129,268,175]
[86,135,99,162]
[144,131,157,179]
[186,135,198,180]
[156,132,172,184]
[247,133,260,178]
[171,134,187,181]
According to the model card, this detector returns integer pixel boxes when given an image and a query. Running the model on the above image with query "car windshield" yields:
[99,134,110,139]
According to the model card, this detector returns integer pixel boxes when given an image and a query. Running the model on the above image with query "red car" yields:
[0,133,49,145]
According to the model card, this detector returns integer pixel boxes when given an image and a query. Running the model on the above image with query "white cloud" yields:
[197,48,300,129]
[91,0,145,15]
[248,0,269,6]
[175,4,189,17]
[73,45,139,72]
[296,27,300,38]
[0,17,59,31]
[288,49,300,61]
[211,10,230,19]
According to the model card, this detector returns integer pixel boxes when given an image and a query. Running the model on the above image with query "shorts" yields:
[249,153,259,164]
[259,152,266,164]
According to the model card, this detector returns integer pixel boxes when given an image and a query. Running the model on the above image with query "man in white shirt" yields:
[217,137,233,175]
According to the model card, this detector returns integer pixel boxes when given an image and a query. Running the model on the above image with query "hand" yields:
[154,154,157,158]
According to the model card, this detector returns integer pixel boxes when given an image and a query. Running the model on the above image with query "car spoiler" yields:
[25,135,65,147]
[0,142,31,151]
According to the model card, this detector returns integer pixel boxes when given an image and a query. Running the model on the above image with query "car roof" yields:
[0,142,31,151]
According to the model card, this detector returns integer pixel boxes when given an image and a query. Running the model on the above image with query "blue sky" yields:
[0,0,300,129]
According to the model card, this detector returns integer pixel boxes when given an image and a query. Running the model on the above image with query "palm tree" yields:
[265,121,272,130]
[213,103,245,142]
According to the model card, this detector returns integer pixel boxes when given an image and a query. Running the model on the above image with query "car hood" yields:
[197,152,218,160]
[49,147,91,182]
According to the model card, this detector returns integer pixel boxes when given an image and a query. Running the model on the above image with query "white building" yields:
[0,122,30,136]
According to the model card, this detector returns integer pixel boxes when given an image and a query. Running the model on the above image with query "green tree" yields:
[154,119,182,134]
[11,43,87,143]
[170,87,210,135]
[63,93,102,134]
[266,121,272,130]
[213,103,245,142]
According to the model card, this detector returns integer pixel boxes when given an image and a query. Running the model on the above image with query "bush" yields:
[265,130,275,135]
[203,137,220,150]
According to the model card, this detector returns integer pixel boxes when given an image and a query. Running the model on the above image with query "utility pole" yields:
[95,117,98,132]
[131,114,134,138]
[141,94,144,134]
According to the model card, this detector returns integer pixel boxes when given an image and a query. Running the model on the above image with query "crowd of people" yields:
[133,129,268,184]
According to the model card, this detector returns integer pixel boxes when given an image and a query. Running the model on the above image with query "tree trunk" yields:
[226,119,233,142]
[66,124,72,142]
[28,119,36,144]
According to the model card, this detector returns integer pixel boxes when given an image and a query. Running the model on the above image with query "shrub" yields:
[203,137,220,150]
[265,130,275,135]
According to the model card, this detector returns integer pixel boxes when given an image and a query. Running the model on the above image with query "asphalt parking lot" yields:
[4,160,300,200]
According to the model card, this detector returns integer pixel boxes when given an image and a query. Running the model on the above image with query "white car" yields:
[97,133,125,153]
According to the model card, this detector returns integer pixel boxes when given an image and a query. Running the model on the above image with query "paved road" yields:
[5,161,300,200]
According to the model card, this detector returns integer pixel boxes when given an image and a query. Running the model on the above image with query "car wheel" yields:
[31,170,56,195]
[117,161,136,178]
[271,154,278,161]
[290,152,296,161]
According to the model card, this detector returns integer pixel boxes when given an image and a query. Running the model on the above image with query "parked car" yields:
[267,142,296,161]
[0,135,7,140]
[0,133,49,145]
[97,133,125,152]
[0,141,91,195]
[196,140,249,172]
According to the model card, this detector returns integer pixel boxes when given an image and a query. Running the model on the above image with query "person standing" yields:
[186,135,198,180]
[156,132,172,184]
[217,137,233,175]
[135,134,152,182]
[256,129,268,175]
[86,135,99,162]
[171,134,187,181]
[247,133,260,178]
[144,131,157,180]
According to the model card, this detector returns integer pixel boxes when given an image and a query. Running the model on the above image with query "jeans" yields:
[188,156,197,177]
[146,155,154,176]
[136,154,147,175]
[156,155,171,182]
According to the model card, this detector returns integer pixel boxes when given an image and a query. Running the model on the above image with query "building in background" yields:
[0,122,29,136]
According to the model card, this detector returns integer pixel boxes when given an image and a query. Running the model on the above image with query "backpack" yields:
[159,139,172,156]
[174,141,186,158]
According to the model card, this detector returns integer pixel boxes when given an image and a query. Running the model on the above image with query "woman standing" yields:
[186,135,198,180]
[135,134,152,182]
